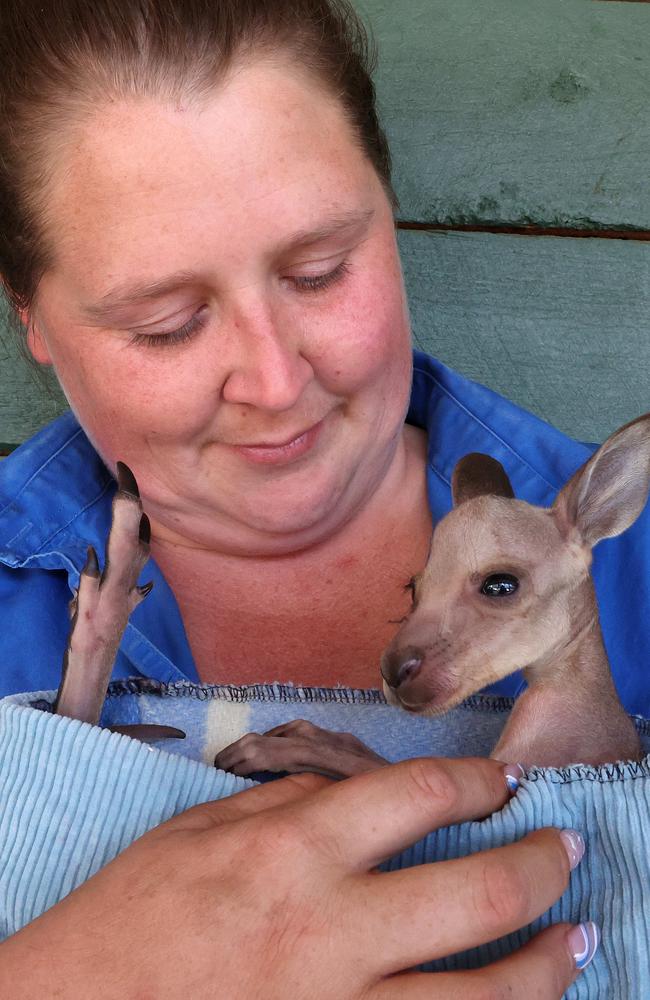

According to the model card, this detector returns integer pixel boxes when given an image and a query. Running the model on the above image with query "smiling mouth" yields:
[229,419,325,465]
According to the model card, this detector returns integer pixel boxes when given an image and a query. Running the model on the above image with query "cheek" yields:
[48,332,210,457]
[309,245,411,397]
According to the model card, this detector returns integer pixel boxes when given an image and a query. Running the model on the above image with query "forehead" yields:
[433,496,560,567]
[43,59,380,282]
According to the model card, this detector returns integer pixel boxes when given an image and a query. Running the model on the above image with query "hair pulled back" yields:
[0,0,394,318]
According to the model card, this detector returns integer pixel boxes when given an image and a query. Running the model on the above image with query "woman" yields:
[1,0,645,994]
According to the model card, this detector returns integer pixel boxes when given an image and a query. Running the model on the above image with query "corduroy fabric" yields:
[0,683,648,998]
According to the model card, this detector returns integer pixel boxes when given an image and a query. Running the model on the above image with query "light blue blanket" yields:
[1,680,649,997]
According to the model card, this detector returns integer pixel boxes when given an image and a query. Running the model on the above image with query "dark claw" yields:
[83,545,100,577]
[139,512,151,544]
[137,580,154,599]
[107,724,186,743]
[116,461,140,498]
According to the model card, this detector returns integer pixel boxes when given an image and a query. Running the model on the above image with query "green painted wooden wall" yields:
[1,0,649,448]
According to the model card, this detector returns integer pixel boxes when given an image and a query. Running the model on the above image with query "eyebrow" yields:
[81,207,375,322]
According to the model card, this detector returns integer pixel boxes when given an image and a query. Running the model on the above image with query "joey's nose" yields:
[381,647,424,689]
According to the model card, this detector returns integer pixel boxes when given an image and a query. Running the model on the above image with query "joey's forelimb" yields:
[54,463,184,742]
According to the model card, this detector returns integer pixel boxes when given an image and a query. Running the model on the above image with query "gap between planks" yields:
[397,221,650,242]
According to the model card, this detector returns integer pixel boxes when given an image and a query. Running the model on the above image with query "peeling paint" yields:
[549,69,590,104]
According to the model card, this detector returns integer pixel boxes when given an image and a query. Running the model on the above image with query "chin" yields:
[382,678,466,716]
[227,497,348,551]
[242,470,355,534]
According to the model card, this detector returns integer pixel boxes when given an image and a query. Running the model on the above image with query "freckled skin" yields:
[39,58,425,743]
[27,60,414,559]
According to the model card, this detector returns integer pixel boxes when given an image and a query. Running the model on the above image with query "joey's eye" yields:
[480,574,519,597]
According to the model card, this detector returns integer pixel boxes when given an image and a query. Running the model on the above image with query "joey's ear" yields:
[451,453,515,507]
[553,414,650,547]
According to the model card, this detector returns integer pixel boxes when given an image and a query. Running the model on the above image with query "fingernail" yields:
[567,921,600,970]
[560,828,585,870]
[503,763,525,794]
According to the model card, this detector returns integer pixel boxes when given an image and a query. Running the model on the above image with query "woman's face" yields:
[28,60,413,554]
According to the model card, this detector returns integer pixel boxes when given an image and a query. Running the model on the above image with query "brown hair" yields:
[0,0,395,320]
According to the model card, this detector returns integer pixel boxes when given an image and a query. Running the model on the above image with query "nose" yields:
[380,646,424,689]
[221,298,313,411]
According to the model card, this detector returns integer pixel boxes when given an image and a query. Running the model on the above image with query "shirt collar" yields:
[0,411,114,577]
[409,350,593,506]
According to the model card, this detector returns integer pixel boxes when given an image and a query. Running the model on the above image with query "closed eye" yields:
[129,307,208,348]
[128,259,350,349]
[289,260,350,293]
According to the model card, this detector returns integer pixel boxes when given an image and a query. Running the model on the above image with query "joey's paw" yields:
[214,719,388,779]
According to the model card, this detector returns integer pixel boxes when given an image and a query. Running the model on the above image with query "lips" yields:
[228,419,325,465]
[240,426,316,449]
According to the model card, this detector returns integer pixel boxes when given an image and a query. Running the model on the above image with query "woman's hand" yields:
[0,757,592,999]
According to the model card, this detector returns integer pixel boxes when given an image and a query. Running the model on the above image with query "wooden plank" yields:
[398,228,650,442]
[361,0,650,229]
[1,231,648,447]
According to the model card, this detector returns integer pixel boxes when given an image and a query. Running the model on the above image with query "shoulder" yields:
[0,412,114,571]
[409,350,595,509]
[0,560,71,697]
[0,414,115,698]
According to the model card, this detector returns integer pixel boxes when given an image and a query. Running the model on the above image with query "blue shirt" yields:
[1,350,649,715]
[2,351,650,996]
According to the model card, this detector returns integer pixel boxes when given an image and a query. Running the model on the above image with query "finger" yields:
[163,772,332,832]
[262,719,322,737]
[352,827,574,972]
[216,731,384,779]
[215,733,301,774]
[372,921,594,999]
[286,756,515,870]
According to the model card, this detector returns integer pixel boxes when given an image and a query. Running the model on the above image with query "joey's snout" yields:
[380,646,424,690]
[380,629,461,714]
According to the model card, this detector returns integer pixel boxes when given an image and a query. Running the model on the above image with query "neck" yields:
[523,581,601,688]
[148,425,433,688]
[492,580,640,767]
